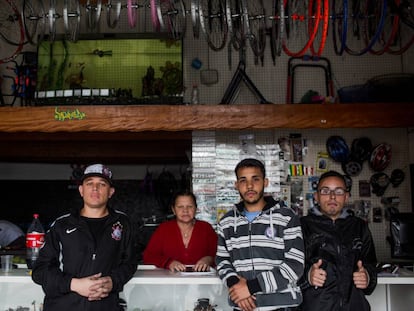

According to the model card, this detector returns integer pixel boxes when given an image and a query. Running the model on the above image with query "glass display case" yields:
[35,34,183,105]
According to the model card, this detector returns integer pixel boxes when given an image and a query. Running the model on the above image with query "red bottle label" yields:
[26,233,45,248]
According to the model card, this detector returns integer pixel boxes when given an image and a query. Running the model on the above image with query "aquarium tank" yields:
[35,34,183,105]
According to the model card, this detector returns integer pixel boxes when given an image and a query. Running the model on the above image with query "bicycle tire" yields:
[63,0,81,42]
[366,0,399,55]
[151,0,161,31]
[199,0,228,51]
[127,0,137,28]
[156,0,187,39]
[107,0,122,29]
[191,0,200,38]
[386,0,414,55]
[22,0,46,45]
[282,0,322,57]
[331,0,348,55]
[241,0,266,59]
[48,0,57,42]
[309,0,329,56]
[0,0,24,64]
[86,0,102,30]
[344,0,387,56]
[270,0,285,63]
[226,0,244,50]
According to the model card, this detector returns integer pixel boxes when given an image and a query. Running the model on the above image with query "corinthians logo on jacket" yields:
[111,221,123,241]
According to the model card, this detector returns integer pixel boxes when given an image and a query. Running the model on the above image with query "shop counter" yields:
[1,266,414,311]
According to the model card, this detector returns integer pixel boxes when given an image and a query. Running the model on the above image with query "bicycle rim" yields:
[344,0,387,56]
[23,0,46,45]
[199,0,228,51]
[107,0,122,29]
[63,0,81,42]
[282,0,322,57]
[331,0,348,55]
[241,0,266,59]
[0,0,24,64]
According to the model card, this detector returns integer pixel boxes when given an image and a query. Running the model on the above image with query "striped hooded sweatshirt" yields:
[216,196,305,310]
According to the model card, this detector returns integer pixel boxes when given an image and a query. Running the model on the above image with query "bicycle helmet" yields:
[351,137,373,162]
[390,169,405,187]
[370,143,392,172]
[326,136,350,163]
[370,172,390,196]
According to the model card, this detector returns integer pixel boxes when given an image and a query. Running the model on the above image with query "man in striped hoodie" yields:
[216,158,305,311]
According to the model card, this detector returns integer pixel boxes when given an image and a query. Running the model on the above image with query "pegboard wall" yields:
[192,128,412,263]
[1,1,413,105]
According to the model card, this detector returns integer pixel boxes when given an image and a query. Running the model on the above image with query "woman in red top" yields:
[143,190,218,272]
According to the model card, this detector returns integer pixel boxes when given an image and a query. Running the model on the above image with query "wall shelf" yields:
[0,103,412,163]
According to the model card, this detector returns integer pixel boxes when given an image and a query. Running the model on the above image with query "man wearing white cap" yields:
[32,164,137,311]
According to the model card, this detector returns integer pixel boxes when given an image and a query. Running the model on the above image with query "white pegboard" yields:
[193,128,412,262]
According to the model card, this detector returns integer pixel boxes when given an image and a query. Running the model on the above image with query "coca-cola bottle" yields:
[26,213,45,269]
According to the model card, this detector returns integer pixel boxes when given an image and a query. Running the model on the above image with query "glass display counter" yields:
[2,266,414,311]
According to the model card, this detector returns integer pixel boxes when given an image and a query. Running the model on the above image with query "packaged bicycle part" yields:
[200,48,219,86]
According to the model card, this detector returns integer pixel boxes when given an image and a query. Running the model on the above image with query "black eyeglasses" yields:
[319,187,347,196]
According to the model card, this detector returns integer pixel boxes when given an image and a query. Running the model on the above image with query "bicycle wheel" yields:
[127,0,137,28]
[151,0,161,31]
[156,0,187,39]
[226,0,244,50]
[86,0,102,30]
[386,0,414,55]
[106,0,122,28]
[63,0,81,42]
[366,0,399,55]
[22,0,46,45]
[331,0,348,55]
[48,0,57,42]
[241,0,266,59]
[191,0,200,38]
[344,0,387,56]
[309,0,329,56]
[199,0,228,51]
[270,0,285,63]
[0,0,24,64]
[282,0,322,57]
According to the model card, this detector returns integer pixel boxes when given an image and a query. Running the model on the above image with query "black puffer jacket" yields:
[299,209,377,311]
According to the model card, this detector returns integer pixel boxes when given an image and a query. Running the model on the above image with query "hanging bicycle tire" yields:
[22,0,47,46]
[331,0,349,55]
[191,0,200,38]
[48,0,57,42]
[156,0,187,39]
[386,0,414,55]
[0,0,24,64]
[199,0,228,51]
[63,0,81,42]
[241,0,267,61]
[270,0,285,64]
[127,0,137,28]
[344,0,387,56]
[106,0,122,29]
[86,0,102,30]
[309,0,329,56]
[282,0,322,57]
[227,0,245,51]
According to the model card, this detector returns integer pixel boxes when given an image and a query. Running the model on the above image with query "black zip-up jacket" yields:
[32,207,137,311]
[299,209,377,311]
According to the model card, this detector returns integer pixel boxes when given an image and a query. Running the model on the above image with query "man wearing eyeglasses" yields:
[298,170,377,311]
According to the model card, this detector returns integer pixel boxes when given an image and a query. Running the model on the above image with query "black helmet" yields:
[370,172,390,196]
[351,137,373,162]
[390,169,405,187]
